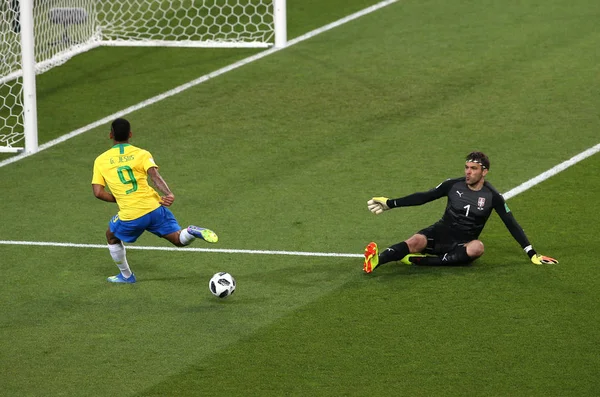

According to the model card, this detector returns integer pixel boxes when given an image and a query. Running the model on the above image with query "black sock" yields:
[412,245,471,266]
[379,242,410,265]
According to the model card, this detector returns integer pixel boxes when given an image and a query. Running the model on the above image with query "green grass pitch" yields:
[1,0,599,396]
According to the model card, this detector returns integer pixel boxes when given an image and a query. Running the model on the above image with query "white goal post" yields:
[0,0,287,153]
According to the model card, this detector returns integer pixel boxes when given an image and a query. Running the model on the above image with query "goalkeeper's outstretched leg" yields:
[363,236,485,272]
[404,242,482,266]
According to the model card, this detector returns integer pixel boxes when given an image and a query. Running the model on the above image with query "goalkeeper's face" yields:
[464,162,488,187]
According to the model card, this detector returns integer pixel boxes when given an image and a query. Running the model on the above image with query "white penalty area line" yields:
[0,240,362,258]
[502,143,600,200]
[0,0,400,169]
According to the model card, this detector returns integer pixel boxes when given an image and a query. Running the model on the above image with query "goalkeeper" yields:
[363,151,558,273]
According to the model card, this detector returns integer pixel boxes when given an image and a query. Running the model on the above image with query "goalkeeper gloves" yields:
[530,254,559,265]
[367,197,390,215]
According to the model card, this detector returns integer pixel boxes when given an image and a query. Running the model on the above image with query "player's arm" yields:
[368,179,454,214]
[92,158,117,203]
[147,167,175,207]
[92,184,116,203]
[493,192,558,265]
[91,159,115,202]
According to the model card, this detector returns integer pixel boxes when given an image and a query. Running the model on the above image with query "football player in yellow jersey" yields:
[92,118,218,283]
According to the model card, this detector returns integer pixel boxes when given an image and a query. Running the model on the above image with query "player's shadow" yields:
[364,261,476,280]
[243,260,355,288]
[138,275,194,283]
[364,256,522,281]
[181,295,269,312]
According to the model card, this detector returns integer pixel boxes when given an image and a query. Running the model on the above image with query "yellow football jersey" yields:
[92,143,162,221]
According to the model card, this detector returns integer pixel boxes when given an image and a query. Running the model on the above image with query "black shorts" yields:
[417,222,471,255]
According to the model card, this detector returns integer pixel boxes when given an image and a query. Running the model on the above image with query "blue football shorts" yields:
[109,206,182,243]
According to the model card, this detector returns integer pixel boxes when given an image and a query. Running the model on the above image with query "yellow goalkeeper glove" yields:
[531,254,559,265]
[367,197,390,215]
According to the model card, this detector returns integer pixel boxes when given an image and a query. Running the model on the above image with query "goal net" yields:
[1,0,286,153]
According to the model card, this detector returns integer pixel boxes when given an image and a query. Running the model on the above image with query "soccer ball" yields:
[209,272,236,298]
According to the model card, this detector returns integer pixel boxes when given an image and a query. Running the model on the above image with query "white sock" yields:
[108,242,132,278]
[179,228,195,246]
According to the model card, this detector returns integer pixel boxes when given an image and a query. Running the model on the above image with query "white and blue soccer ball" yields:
[209,272,236,298]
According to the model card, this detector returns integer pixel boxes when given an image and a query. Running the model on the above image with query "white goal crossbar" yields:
[0,0,287,153]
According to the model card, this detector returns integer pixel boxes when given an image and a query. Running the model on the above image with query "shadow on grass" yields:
[356,256,521,281]
[240,259,355,287]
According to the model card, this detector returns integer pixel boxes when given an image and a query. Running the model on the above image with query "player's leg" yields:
[163,226,218,246]
[105,214,146,283]
[380,234,428,264]
[399,223,456,265]
[181,226,218,244]
[106,228,136,284]
[149,207,218,247]
[408,240,484,266]
[363,233,428,273]
[465,240,485,259]
[396,223,445,265]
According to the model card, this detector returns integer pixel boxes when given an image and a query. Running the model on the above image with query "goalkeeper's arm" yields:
[494,195,558,265]
[498,215,559,264]
[367,183,450,215]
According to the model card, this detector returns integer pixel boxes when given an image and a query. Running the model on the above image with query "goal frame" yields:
[1,0,287,154]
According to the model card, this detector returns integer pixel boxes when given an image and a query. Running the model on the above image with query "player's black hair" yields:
[111,118,131,142]
[465,151,490,170]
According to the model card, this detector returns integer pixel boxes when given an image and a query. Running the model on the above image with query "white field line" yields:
[0,240,363,258]
[1,144,598,257]
[502,143,600,199]
[0,0,400,169]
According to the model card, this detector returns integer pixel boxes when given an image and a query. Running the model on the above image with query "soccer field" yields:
[1,0,600,396]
